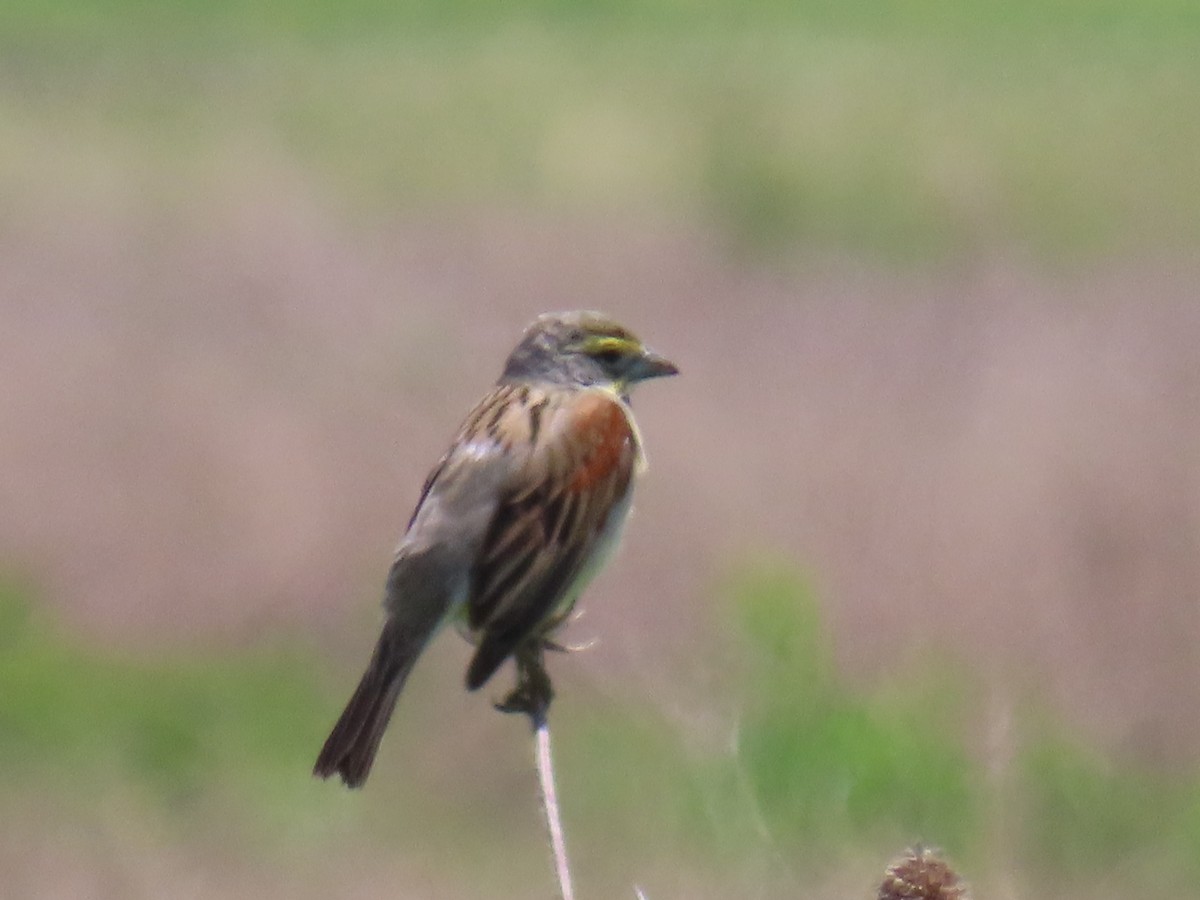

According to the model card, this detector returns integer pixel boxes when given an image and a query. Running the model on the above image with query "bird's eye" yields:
[594,348,623,365]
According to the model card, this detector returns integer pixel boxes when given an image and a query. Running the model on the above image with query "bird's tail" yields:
[314,619,420,788]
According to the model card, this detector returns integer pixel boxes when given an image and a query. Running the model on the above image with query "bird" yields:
[314,311,678,788]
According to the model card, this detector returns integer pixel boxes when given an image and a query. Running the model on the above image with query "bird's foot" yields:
[494,647,555,725]
[541,635,598,654]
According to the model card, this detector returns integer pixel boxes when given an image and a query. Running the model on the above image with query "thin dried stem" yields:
[495,646,575,900]
[534,716,575,900]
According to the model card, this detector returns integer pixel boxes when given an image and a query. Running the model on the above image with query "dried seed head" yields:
[877,846,971,900]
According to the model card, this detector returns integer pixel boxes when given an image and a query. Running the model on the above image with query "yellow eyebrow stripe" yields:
[584,335,639,355]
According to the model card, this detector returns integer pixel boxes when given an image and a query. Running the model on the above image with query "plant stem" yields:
[534,714,575,900]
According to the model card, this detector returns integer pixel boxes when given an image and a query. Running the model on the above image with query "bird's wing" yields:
[385,383,536,611]
[463,385,640,688]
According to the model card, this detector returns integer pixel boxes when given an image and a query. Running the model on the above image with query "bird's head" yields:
[502,311,678,393]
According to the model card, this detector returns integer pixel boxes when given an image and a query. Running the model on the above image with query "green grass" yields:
[0,578,335,841]
[731,569,977,856]
[1,1,1198,259]
[1,568,1198,895]
[1020,734,1200,891]
[555,567,1199,894]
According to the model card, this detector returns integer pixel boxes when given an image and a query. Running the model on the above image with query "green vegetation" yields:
[2,1,1198,258]
[732,569,976,853]
[556,568,1200,895]
[1021,734,1200,891]
[5,570,1191,893]
[0,579,333,839]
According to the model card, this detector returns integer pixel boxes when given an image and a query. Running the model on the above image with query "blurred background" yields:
[2,2,1199,898]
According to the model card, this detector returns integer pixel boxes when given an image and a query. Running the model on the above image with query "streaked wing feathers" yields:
[465,388,638,684]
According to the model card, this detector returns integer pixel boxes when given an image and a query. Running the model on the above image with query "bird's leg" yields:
[495,642,555,724]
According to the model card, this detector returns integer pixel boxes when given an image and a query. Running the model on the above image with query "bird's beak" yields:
[632,348,679,381]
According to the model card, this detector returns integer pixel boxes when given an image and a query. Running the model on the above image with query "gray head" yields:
[500,311,678,390]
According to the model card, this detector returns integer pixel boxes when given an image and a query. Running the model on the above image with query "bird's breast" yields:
[564,389,644,490]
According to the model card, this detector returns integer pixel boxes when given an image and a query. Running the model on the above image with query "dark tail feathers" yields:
[314,622,417,788]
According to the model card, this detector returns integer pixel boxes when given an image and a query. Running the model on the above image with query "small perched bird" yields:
[315,311,677,787]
